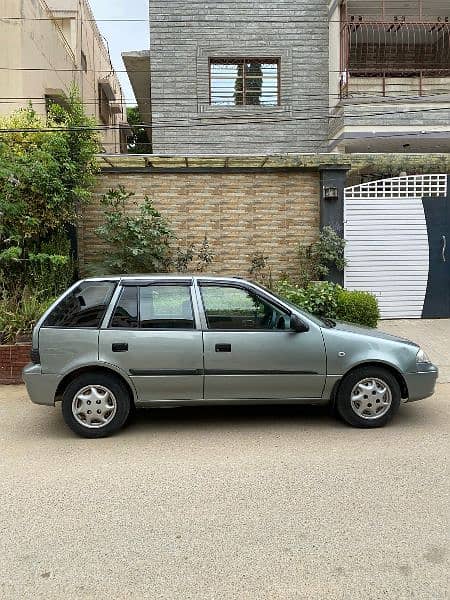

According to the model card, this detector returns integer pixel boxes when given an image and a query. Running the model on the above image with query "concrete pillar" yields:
[319,164,350,285]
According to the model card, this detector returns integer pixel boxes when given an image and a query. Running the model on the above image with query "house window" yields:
[81,51,87,73]
[98,84,110,124]
[209,58,280,106]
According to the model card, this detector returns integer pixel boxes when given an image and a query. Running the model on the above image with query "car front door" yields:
[198,282,326,401]
[99,281,204,403]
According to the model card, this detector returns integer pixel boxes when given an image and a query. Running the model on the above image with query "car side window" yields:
[43,281,116,328]
[110,286,139,328]
[200,285,290,330]
[140,285,195,329]
[109,285,195,330]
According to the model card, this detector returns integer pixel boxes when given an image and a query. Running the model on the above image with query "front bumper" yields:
[22,363,61,406]
[404,364,439,402]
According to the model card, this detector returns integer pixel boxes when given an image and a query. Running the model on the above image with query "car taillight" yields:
[30,348,41,364]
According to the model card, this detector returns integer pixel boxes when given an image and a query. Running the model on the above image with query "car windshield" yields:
[253,282,335,328]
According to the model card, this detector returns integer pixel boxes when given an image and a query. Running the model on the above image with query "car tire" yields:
[62,372,131,438]
[336,366,401,428]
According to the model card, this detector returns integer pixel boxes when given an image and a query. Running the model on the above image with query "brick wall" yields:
[79,171,321,279]
[0,344,31,385]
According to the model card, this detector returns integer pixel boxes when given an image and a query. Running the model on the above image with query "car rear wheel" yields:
[336,366,401,428]
[62,372,131,438]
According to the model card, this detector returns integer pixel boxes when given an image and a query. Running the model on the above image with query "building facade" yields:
[329,0,450,153]
[126,1,331,154]
[0,0,128,153]
[125,0,450,155]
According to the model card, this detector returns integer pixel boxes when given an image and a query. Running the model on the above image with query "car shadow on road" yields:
[130,403,336,431]
[31,398,427,441]
[33,402,340,441]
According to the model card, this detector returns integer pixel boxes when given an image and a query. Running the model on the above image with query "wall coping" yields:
[96,152,450,173]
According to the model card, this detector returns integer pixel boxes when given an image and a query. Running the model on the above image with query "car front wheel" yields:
[336,366,401,428]
[62,372,131,438]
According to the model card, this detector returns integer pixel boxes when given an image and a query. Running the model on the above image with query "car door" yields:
[198,282,326,401]
[99,281,204,403]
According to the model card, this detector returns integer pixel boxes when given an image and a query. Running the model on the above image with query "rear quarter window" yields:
[43,281,116,328]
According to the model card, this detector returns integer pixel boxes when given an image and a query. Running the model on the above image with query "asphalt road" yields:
[0,385,448,600]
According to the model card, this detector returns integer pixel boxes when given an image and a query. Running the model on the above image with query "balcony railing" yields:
[341,70,450,99]
[340,20,450,98]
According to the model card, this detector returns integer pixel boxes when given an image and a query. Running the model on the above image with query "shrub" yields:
[0,90,98,243]
[195,236,215,272]
[274,280,338,318]
[94,187,174,274]
[94,188,217,275]
[274,280,380,327]
[0,88,98,299]
[298,226,346,286]
[0,291,54,344]
[335,289,379,328]
[248,253,273,287]
[0,230,75,297]
[174,239,215,273]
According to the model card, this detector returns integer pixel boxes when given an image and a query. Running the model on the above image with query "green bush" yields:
[274,280,338,318]
[274,280,379,327]
[335,289,379,328]
[298,226,346,286]
[0,88,98,301]
[0,291,54,344]
[94,187,174,274]
[93,187,217,275]
[0,230,75,298]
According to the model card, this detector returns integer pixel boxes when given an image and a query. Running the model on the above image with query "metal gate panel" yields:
[344,175,448,319]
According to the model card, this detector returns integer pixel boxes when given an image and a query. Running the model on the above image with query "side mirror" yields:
[290,315,309,333]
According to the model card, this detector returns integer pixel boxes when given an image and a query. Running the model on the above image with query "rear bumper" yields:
[404,365,439,402]
[22,363,61,406]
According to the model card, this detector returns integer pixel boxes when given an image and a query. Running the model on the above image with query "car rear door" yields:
[197,281,326,401]
[99,280,204,403]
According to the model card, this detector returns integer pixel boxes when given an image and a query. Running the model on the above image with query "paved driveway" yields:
[380,319,450,383]
[0,382,448,600]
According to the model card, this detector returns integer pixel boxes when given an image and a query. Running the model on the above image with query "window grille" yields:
[209,58,280,107]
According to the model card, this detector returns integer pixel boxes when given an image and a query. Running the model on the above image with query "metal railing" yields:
[340,20,450,98]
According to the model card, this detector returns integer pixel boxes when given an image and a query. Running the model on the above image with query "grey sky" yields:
[88,0,149,106]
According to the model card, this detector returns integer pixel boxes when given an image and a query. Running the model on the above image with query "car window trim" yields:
[107,285,139,330]
[121,279,193,287]
[198,281,297,332]
[138,285,197,330]
[105,283,200,331]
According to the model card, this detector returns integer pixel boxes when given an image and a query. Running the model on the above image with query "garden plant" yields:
[0,87,99,343]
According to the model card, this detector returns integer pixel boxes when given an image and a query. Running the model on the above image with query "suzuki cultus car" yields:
[23,276,438,438]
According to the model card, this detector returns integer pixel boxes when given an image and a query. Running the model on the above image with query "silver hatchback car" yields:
[23,275,438,438]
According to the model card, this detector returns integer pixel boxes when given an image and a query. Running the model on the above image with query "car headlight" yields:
[416,348,432,365]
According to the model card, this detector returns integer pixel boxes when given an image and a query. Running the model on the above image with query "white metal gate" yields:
[344,174,448,319]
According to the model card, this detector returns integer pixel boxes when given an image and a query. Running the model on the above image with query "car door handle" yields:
[215,343,231,353]
[112,343,128,353]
